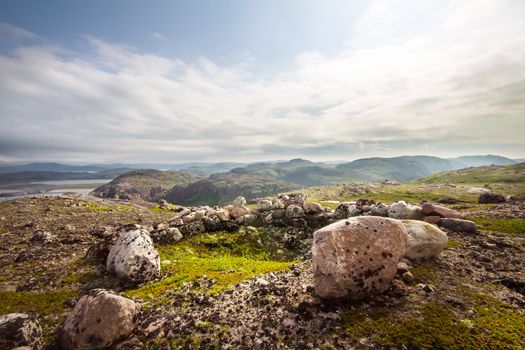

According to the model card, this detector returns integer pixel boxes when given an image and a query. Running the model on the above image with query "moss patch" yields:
[342,292,525,349]
[0,290,78,315]
[470,217,525,235]
[125,231,295,301]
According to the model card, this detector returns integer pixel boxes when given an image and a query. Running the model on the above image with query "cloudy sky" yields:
[0,0,524,163]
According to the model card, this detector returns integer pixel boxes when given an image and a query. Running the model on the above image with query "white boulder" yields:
[106,229,160,283]
[402,220,448,261]
[387,201,421,219]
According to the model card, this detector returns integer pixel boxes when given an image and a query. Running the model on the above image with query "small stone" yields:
[402,271,414,283]
[439,218,478,235]
[397,262,410,274]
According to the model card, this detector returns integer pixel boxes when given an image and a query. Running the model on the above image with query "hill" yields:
[92,169,202,202]
[415,163,525,185]
[164,171,297,206]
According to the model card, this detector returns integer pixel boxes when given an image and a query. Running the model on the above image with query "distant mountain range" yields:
[92,154,518,205]
[0,155,519,204]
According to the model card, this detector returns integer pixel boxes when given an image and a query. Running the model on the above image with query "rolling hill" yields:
[92,169,202,202]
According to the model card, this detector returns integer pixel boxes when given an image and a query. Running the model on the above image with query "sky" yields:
[0,0,524,164]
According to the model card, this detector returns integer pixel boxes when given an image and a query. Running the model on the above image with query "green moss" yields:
[447,239,464,248]
[0,290,78,315]
[342,293,525,349]
[470,217,525,235]
[84,201,132,212]
[411,263,439,284]
[125,231,295,301]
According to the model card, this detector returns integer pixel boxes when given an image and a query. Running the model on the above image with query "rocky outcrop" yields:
[0,313,43,350]
[59,289,138,350]
[106,229,160,283]
[402,220,448,261]
[92,169,201,202]
[387,201,421,219]
[312,217,408,300]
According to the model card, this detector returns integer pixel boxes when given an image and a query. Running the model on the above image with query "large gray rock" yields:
[402,220,448,261]
[60,289,138,350]
[312,217,408,300]
[0,313,43,350]
[439,218,478,235]
[387,201,421,219]
[106,229,160,283]
[333,202,361,220]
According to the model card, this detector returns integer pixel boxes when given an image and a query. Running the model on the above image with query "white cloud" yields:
[0,0,524,163]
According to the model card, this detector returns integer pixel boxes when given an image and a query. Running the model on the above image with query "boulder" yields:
[179,221,206,236]
[106,229,160,283]
[478,192,506,204]
[439,218,478,235]
[230,207,247,219]
[232,196,247,208]
[333,202,361,220]
[312,217,408,299]
[272,200,286,209]
[60,290,138,350]
[158,199,169,209]
[216,208,230,221]
[0,313,43,350]
[286,204,305,219]
[203,215,222,232]
[369,203,389,217]
[303,202,324,214]
[402,220,448,261]
[421,202,461,218]
[150,227,183,245]
[240,214,259,226]
[387,201,421,219]
[256,199,273,211]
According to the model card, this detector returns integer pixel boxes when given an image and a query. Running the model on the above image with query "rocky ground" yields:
[0,195,524,349]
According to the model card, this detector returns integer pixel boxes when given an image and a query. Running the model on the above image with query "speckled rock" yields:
[333,202,361,220]
[179,221,206,236]
[369,203,389,217]
[215,208,230,221]
[59,289,138,350]
[106,229,160,283]
[387,201,421,219]
[0,313,43,350]
[286,204,305,219]
[402,220,448,261]
[312,217,408,299]
[150,227,183,245]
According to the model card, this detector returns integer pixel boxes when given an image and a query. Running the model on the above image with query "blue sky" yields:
[0,0,524,163]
